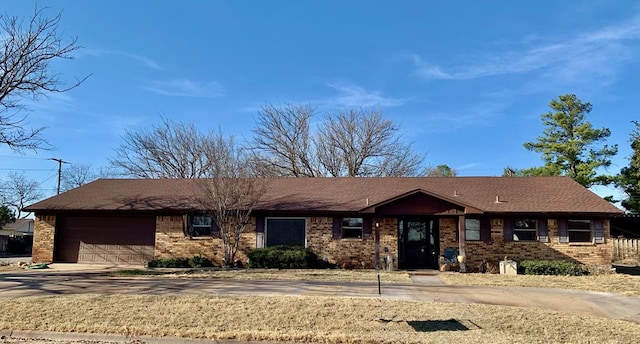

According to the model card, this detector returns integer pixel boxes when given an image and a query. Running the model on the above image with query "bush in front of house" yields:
[147,256,214,268]
[519,260,589,276]
[247,245,319,269]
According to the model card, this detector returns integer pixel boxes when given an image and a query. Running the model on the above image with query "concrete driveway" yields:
[1,266,639,324]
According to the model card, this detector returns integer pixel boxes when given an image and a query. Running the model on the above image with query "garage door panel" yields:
[55,216,156,264]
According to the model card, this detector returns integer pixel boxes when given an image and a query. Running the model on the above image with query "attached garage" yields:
[54,216,156,264]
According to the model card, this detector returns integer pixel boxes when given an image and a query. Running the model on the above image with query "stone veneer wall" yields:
[440,217,612,270]
[32,215,55,263]
[306,217,398,269]
[154,215,255,266]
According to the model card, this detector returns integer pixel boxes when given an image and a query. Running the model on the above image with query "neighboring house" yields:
[0,218,34,253]
[1,218,35,236]
[25,177,623,269]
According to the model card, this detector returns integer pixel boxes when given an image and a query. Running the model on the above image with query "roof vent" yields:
[366,198,369,206]
[495,195,503,203]
[453,190,458,197]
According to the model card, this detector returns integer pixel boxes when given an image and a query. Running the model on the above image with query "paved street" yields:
[1,267,639,324]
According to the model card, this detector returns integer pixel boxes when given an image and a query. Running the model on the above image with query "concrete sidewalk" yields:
[1,267,639,324]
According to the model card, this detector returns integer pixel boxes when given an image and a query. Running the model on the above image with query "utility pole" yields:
[49,158,70,195]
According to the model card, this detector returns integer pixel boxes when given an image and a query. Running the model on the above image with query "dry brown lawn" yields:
[1,294,639,343]
[113,268,413,284]
[439,272,640,296]
[0,265,21,272]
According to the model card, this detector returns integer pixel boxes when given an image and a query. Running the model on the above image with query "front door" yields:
[398,218,439,269]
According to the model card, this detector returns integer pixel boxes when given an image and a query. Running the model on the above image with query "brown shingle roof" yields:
[24,177,623,215]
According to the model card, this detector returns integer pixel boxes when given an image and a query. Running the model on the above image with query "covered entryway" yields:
[54,216,156,264]
[398,217,439,269]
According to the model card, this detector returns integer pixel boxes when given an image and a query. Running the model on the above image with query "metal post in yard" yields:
[375,221,381,295]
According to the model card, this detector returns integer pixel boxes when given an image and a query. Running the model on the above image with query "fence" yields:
[611,238,640,262]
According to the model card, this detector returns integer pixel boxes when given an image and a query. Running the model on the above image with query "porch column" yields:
[458,215,466,272]
[374,220,380,270]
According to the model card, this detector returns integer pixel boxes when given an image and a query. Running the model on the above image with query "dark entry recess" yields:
[398,217,439,269]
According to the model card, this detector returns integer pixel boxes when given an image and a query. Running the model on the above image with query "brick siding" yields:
[440,217,612,270]
[306,217,397,269]
[31,213,613,269]
[32,215,55,263]
[154,215,254,266]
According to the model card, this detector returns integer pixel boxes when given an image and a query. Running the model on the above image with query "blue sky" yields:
[1,1,639,203]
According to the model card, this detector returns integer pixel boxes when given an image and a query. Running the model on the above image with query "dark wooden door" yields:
[398,218,439,269]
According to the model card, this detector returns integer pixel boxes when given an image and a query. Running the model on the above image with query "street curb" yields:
[0,329,289,344]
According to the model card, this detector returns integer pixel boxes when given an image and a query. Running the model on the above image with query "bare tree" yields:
[111,117,220,178]
[250,103,319,177]
[60,163,115,192]
[1,172,43,218]
[317,109,424,177]
[425,164,457,177]
[197,134,266,266]
[251,104,425,177]
[1,7,89,151]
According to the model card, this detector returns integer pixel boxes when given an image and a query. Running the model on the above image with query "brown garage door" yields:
[54,216,156,264]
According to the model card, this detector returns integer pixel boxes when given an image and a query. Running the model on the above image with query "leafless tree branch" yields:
[110,116,224,178]
[250,103,320,177]
[0,7,89,151]
[197,134,267,265]
[317,108,424,177]
[1,171,43,218]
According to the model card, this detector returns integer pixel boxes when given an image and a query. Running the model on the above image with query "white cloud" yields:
[410,14,640,82]
[418,100,509,132]
[457,162,480,171]
[143,79,225,98]
[83,49,163,70]
[323,82,406,108]
[102,114,148,136]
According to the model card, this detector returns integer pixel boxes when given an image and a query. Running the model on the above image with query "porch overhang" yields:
[359,188,484,216]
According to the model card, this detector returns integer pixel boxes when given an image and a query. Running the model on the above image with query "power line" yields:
[0,168,56,171]
[0,154,50,161]
[49,158,70,195]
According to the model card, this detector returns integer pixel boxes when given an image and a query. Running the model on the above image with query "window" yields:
[465,218,481,241]
[266,218,306,247]
[407,221,426,242]
[513,219,537,241]
[342,217,363,239]
[568,219,591,242]
[189,215,212,237]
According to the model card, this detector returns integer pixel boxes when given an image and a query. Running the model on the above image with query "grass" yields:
[439,272,640,296]
[0,294,638,343]
[108,268,413,284]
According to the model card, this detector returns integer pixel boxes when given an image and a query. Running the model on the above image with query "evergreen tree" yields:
[619,121,640,213]
[523,94,618,187]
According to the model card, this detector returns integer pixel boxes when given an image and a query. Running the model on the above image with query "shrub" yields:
[147,256,213,268]
[247,246,319,269]
[188,255,214,268]
[519,260,589,276]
